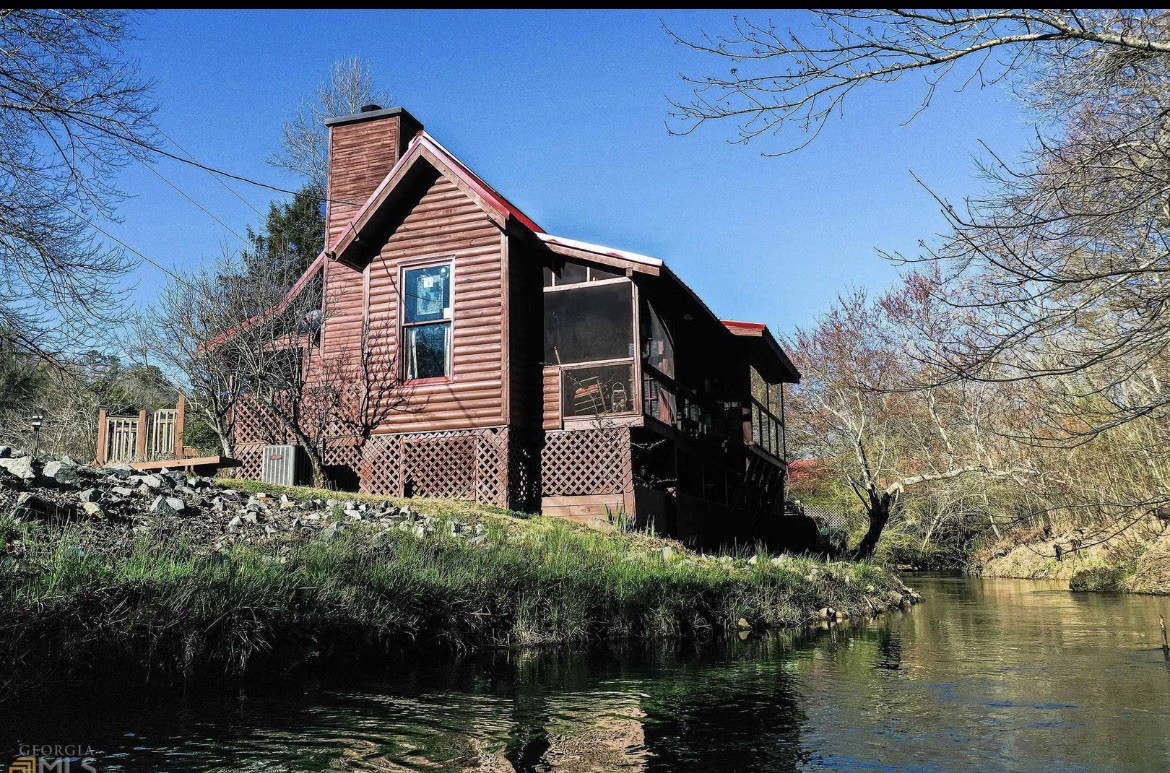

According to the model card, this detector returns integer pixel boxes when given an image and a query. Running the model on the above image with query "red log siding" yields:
[322,166,508,434]
[326,115,406,249]
[542,365,560,430]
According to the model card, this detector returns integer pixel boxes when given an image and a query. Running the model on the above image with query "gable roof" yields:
[330,131,542,264]
[269,123,799,384]
[722,319,800,383]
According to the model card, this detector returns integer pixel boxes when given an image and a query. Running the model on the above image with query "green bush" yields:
[1069,565,1129,592]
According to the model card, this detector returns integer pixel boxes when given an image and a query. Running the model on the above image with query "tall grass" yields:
[0,486,908,696]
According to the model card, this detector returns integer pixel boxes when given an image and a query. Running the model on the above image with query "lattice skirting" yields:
[541,427,633,497]
[231,427,620,512]
[232,444,265,480]
[358,427,515,507]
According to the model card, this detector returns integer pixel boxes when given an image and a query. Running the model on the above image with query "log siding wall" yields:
[321,166,508,434]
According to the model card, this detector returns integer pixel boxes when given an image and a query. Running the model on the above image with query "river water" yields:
[3,575,1170,771]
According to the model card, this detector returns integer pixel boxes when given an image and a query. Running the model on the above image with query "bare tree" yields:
[785,280,1034,558]
[150,252,405,487]
[0,9,156,355]
[134,253,249,457]
[269,57,392,193]
[669,10,1170,152]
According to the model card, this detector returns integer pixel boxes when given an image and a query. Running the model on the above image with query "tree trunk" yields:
[853,490,894,560]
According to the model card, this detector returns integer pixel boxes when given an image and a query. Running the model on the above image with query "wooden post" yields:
[95,409,109,466]
[1161,615,1168,659]
[135,409,148,462]
[174,394,186,460]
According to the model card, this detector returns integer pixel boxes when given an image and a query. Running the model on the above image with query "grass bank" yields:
[972,517,1170,594]
[0,477,915,699]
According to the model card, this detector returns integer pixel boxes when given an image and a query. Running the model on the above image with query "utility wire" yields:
[17,170,191,288]
[155,126,266,218]
[136,158,250,244]
[69,112,360,207]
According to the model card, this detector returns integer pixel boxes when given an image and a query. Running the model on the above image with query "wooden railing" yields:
[95,395,187,465]
[749,398,785,462]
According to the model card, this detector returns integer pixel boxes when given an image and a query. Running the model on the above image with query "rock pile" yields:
[0,449,488,549]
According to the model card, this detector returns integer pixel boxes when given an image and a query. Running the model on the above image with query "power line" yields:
[155,126,266,218]
[17,170,190,288]
[69,112,360,207]
[136,158,250,244]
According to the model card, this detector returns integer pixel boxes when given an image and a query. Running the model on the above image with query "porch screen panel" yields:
[543,282,633,365]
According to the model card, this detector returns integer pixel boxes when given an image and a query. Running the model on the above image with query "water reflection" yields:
[3,576,1170,771]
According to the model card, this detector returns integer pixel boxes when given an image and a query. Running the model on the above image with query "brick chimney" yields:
[324,105,422,249]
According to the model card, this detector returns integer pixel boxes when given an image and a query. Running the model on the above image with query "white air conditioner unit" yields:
[261,444,303,487]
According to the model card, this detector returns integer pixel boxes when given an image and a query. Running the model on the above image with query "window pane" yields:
[404,265,451,323]
[642,302,675,378]
[406,323,450,379]
[559,261,588,285]
[563,362,635,417]
[544,282,633,364]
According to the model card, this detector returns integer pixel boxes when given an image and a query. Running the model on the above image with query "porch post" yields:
[95,409,108,466]
[135,409,148,461]
[174,394,186,459]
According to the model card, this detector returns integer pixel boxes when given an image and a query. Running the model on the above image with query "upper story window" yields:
[402,263,452,380]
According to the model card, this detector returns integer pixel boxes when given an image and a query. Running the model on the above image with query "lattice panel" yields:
[360,434,402,495]
[402,433,477,499]
[323,436,362,477]
[232,397,288,447]
[475,428,508,507]
[541,427,632,496]
[233,444,264,480]
[508,428,542,512]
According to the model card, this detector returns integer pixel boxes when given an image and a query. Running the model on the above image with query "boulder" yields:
[134,474,163,489]
[149,495,181,517]
[0,455,36,482]
[43,459,79,486]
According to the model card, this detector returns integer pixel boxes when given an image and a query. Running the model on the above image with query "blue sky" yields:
[112,9,1032,334]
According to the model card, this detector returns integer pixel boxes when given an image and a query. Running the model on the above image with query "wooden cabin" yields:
[231,105,800,547]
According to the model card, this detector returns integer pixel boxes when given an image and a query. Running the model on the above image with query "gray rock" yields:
[319,522,343,541]
[0,445,11,458]
[81,501,103,518]
[0,456,36,482]
[135,474,162,489]
[111,486,134,498]
[243,511,259,525]
[79,488,99,503]
[165,496,186,513]
[227,515,242,532]
[150,495,180,517]
[105,463,132,479]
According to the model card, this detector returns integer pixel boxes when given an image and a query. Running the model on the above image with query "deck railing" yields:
[750,398,785,461]
[95,395,187,465]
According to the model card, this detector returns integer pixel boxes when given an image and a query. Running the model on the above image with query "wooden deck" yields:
[127,456,240,473]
